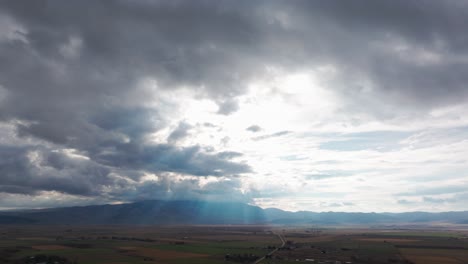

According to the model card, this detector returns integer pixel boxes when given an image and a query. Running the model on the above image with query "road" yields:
[253,232,286,264]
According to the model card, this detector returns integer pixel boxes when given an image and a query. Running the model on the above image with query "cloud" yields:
[112,176,250,203]
[319,131,410,152]
[0,1,260,207]
[217,99,239,115]
[246,125,262,133]
[167,121,192,143]
[1,0,467,120]
[285,1,468,113]
[0,145,113,196]
[397,199,415,205]
[216,151,243,160]
[1,0,468,210]
[423,196,452,204]
[0,142,250,206]
[397,185,468,197]
[304,171,353,180]
[252,131,291,141]
[327,202,355,208]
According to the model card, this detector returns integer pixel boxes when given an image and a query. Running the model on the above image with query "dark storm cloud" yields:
[0,142,250,199]
[94,144,250,177]
[91,107,162,139]
[280,0,468,112]
[0,0,265,105]
[0,145,114,196]
[1,0,467,121]
[0,0,256,203]
[1,0,468,206]
[113,176,249,203]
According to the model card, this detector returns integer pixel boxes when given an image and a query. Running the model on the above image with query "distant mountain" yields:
[0,200,467,225]
[263,210,399,225]
[0,200,267,225]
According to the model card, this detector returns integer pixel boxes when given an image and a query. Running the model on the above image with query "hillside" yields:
[1,200,468,225]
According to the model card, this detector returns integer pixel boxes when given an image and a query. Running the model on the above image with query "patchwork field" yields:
[0,225,467,264]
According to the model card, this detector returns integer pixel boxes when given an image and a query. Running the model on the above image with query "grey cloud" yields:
[202,122,217,128]
[0,185,36,195]
[167,121,192,143]
[423,196,453,204]
[0,142,250,203]
[0,145,113,196]
[217,98,239,115]
[304,171,353,180]
[290,1,468,104]
[0,0,265,106]
[398,194,468,205]
[397,199,415,205]
[0,0,258,206]
[0,192,107,210]
[1,0,468,119]
[112,176,250,203]
[220,136,230,146]
[91,107,162,139]
[423,192,468,204]
[252,131,291,141]
[397,185,467,197]
[2,0,467,125]
[94,144,250,177]
[216,151,243,160]
[246,125,262,133]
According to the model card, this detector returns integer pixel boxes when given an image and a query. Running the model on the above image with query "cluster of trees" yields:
[14,254,76,264]
[224,253,259,263]
[0,247,19,263]
[98,236,156,242]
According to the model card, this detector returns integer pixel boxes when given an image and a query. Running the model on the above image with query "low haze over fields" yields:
[1,0,468,212]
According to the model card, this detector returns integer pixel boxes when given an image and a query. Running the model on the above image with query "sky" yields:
[1,0,468,212]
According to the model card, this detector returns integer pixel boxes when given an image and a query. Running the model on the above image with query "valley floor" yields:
[1,225,467,264]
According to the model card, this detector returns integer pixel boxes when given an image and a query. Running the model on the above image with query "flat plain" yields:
[1,225,467,264]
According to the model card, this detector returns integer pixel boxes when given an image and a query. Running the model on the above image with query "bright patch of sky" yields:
[138,71,468,212]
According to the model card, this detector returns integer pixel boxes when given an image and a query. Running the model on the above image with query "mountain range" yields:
[1,200,468,225]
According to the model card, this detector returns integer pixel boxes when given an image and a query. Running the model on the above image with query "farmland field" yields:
[0,225,467,264]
